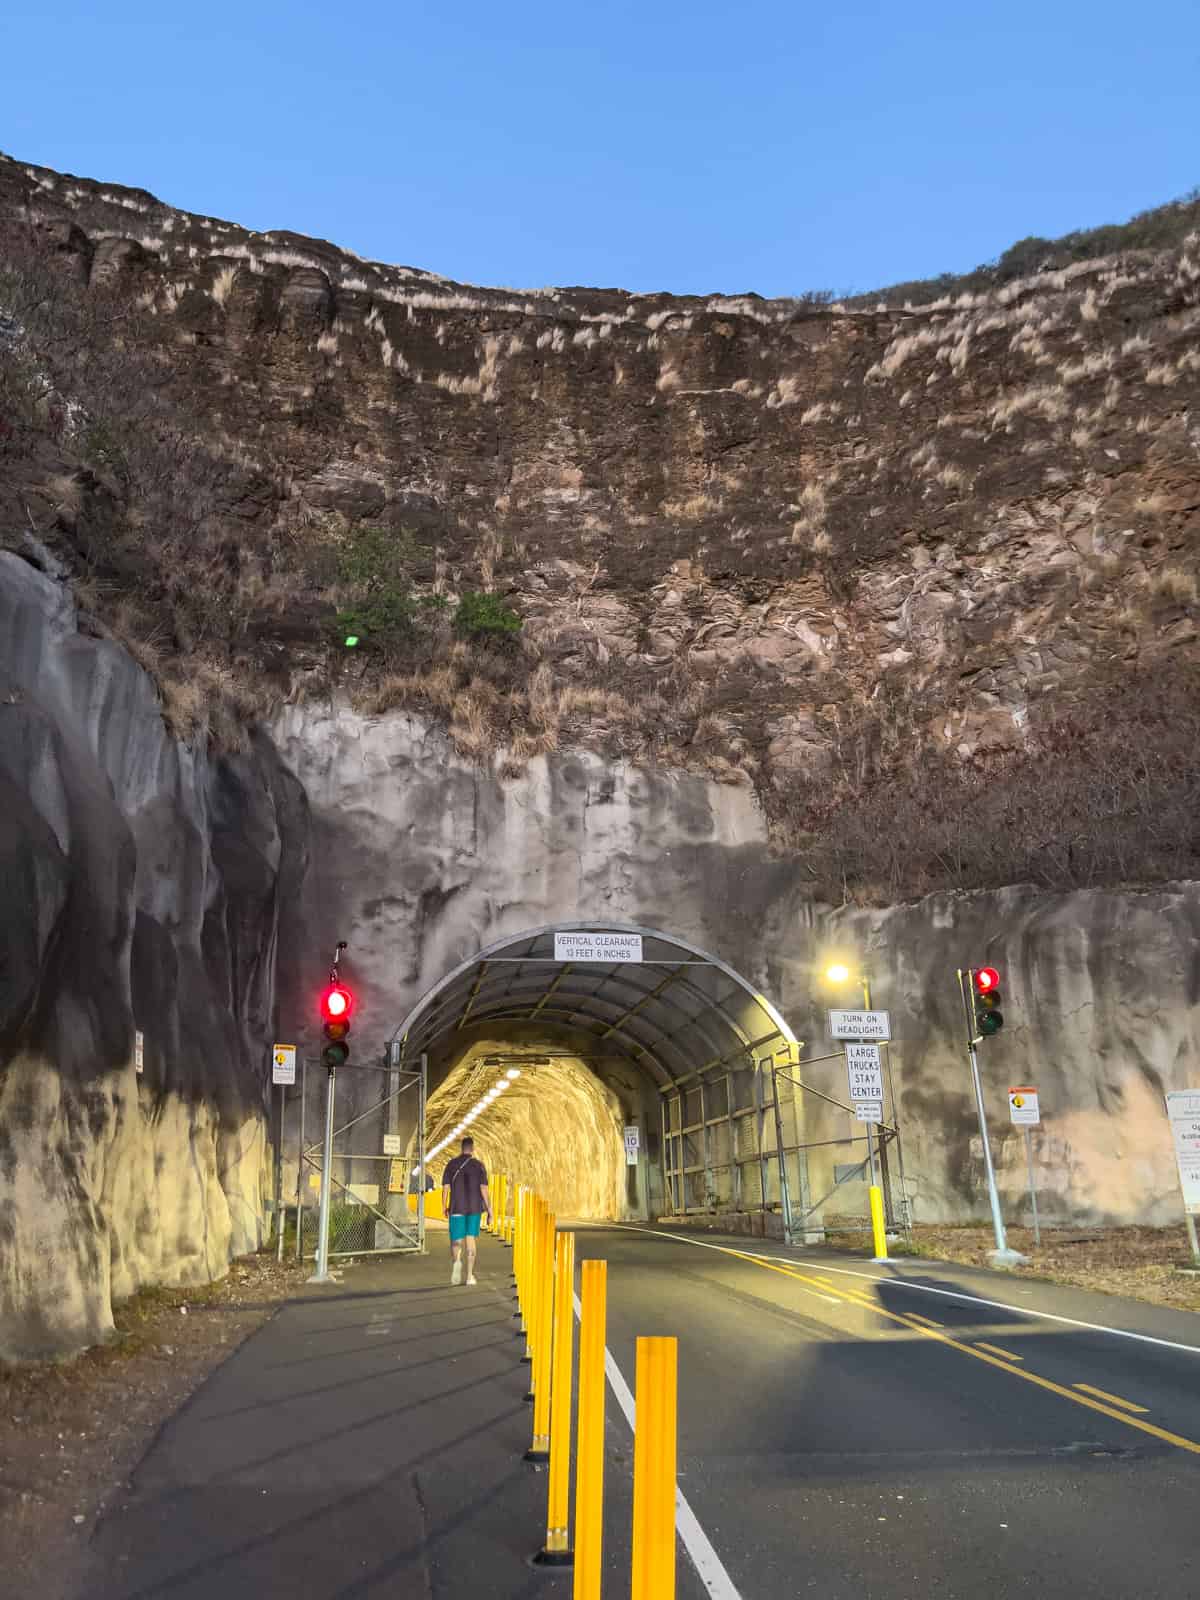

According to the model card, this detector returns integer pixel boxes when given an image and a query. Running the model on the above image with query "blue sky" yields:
[6,0,1197,297]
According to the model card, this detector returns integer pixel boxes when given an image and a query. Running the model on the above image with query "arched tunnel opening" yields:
[391,923,799,1225]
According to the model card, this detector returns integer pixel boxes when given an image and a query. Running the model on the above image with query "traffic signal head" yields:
[320,984,354,1024]
[973,967,1004,1037]
[319,983,354,1068]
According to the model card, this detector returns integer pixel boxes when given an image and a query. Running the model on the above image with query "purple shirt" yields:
[443,1154,488,1215]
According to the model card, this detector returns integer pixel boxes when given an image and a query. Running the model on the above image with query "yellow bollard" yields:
[526,1210,555,1458]
[520,1190,531,1273]
[524,1198,545,1370]
[631,1336,677,1600]
[869,1184,888,1261]
[537,1229,576,1564]
[573,1259,607,1600]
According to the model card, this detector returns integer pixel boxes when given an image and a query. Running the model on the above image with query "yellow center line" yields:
[1074,1383,1150,1414]
[710,1242,1200,1457]
[975,1342,1024,1362]
[904,1313,944,1329]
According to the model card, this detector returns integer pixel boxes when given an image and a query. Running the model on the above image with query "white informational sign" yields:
[1008,1086,1040,1126]
[1166,1091,1200,1216]
[828,1009,891,1042]
[134,1030,144,1075]
[554,931,644,963]
[272,1044,296,1086]
[845,1043,884,1104]
[623,1125,640,1165]
[855,1101,883,1124]
[382,1133,403,1156]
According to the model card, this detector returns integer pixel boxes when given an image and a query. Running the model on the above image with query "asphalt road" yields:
[576,1225,1200,1600]
[79,1227,1200,1600]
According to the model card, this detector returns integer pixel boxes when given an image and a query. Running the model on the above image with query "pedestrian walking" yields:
[441,1136,492,1285]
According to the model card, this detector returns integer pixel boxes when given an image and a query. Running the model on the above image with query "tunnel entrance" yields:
[389,923,799,1223]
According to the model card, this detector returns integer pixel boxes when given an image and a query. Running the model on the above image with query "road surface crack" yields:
[412,1469,434,1600]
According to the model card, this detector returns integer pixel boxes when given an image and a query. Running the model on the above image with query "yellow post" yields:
[631,1336,677,1600]
[573,1260,607,1600]
[526,1209,555,1459]
[537,1229,576,1563]
[525,1198,544,1363]
[870,1184,888,1261]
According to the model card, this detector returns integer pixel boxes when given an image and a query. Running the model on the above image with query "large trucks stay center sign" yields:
[554,931,644,963]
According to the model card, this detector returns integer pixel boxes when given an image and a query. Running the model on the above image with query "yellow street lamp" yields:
[824,961,872,1009]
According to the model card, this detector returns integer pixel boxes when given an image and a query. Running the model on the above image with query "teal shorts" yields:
[449,1213,482,1242]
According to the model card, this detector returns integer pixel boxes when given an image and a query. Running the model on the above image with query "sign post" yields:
[845,1043,884,1186]
[1008,1087,1041,1247]
[830,1025,890,1263]
[272,1045,296,1261]
[1165,1091,1200,1265]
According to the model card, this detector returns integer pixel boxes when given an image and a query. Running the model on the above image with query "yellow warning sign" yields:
[388,1159,406,1194]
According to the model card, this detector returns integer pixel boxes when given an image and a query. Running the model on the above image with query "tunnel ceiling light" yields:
[506,1068,521,1079]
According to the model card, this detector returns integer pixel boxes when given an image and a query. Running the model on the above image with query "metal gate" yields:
[297,1054,427,1259]
[769,1047,909,1244]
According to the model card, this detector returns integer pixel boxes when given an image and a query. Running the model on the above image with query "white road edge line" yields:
[572,1292,743,1600]
[614,1225,1200,1359]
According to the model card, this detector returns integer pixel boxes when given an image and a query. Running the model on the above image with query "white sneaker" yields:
[451,1258,463,1286]
[466,1274,478,1286]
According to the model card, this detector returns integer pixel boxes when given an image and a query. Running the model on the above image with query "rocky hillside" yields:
[2,153,1198,900]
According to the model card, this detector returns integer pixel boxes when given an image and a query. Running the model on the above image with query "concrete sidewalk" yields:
[81,1238,577,1600]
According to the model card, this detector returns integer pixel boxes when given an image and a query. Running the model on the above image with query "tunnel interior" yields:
[395,923,798,1222]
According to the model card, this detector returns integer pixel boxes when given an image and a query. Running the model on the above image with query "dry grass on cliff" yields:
[770,669,1200,903]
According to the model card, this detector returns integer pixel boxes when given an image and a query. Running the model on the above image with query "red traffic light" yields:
[320,983,355,1023]
[974,967,1000,993]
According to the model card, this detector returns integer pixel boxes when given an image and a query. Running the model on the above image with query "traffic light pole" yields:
[958,968,1025,1268]
[307,1062,338,1283]
[309,939,350,1284]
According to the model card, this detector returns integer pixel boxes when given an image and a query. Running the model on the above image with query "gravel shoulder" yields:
[824,1221,1200,1313]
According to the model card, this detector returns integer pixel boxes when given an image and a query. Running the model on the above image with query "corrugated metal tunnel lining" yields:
[392,923,801,1221]
[391,922,799,1089]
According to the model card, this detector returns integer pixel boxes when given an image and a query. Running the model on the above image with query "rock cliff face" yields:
[0,549,307,1358]
[2,548,1197,1354]
[1,153,1197,894]
[3,155,1199,1355]
[276,703,1200,1235]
